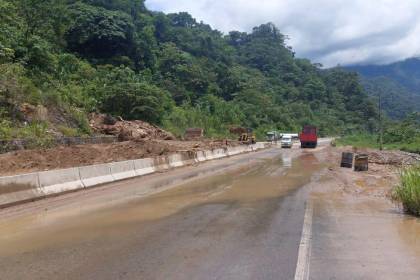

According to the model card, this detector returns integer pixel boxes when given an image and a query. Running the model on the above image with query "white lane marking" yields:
[294,201,313,280]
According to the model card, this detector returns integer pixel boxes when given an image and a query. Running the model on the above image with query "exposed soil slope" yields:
[0,139,238,176]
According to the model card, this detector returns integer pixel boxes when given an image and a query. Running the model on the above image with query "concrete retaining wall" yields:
[0,143,269,208]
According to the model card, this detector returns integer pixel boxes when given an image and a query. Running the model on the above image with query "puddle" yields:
[281,153,293,168]
[0,152,323,256]
[396,216,420,257]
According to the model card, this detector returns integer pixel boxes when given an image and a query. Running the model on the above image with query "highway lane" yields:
[0,144,328,280]
[2,140,419,280]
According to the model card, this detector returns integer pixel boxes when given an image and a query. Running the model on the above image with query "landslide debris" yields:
[0,138,239,176]
[338,146,420,166]
[0,111,241,177]
[89,113,175,141]
[367,150,420,166]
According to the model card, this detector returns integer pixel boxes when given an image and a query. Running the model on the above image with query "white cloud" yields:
[146,0,420,66]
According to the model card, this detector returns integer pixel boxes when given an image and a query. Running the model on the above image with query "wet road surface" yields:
[0,147,323,280]
[1,142,420,280]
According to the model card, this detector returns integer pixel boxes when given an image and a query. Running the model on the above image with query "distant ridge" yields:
[347,58,420,93]
[346,58,420,119]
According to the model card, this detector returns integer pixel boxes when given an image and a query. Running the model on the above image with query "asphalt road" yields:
[1,140,419,280]
[0,143,325,280]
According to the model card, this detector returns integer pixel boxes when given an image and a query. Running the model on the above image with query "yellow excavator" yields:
[238,128,256,144]
[229,126,256,144]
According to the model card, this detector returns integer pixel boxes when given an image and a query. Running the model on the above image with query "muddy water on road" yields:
[0,150,322,258]
[310,160,420,279]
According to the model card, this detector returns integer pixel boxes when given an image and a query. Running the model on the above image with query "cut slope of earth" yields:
[0,139,239,177]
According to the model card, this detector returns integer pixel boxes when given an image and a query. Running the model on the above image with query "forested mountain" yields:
[0,0,377,139]
[347,58,420,119]
[360,77,420,119]
[348,58,420,92]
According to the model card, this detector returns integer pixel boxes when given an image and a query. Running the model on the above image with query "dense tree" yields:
[66,2,135,58]
[0,0,383,139]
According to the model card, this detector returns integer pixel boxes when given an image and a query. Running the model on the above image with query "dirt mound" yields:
[338,146,420,166]
[89,113,175,141]
[367,150,420,166]
[0,139,240,176]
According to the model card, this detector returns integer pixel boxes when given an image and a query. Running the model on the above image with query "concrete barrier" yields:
[212,148,227,159]
[254,143,265,150]
[227,147,238,156]
[38,168,84,195]
[179,151,197,165]
[133,158,156,176]
[195,151,207,162]
[79,163,114,188]
[110,160,136,181]
[0,173,40,207]
[154,156,170,171]
[204,150,215,160]
[168,154,185,168]
[227,146,245,156]
[0,143,268,208]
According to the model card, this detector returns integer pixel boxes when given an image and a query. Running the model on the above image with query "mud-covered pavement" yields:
[0,142,420,280]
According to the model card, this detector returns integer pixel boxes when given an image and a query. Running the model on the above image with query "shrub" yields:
[69,108,91,135]
[57,125,79,137]
[393,165,420,216]
[0,120,12,139]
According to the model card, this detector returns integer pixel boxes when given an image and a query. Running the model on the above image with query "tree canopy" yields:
[0,0,380,138]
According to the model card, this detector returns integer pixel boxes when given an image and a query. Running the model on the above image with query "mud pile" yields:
[89,113,175,141]
[0,138,241,176]
[367,150,420,166]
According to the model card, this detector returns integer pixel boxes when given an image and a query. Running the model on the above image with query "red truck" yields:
[300,125,318,148]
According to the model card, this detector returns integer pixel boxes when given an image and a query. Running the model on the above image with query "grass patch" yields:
[335,133,379,149]
[57,125,79,137]
[393,165,420,216]
[0,121,49,140]
[336,133,420,154]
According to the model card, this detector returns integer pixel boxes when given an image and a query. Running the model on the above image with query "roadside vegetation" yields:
[393,164,420,216]
[336,113,420,154]
[0,0,378,142]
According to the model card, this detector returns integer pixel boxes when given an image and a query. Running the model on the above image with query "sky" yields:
[146,0,420,67]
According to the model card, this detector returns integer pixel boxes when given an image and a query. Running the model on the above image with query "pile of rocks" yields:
[89,113,175,141]
[368,150,420,166]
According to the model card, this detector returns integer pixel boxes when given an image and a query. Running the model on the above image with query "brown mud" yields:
[0,148,323,256]
[1,145,420,279]
[0,139,239,176]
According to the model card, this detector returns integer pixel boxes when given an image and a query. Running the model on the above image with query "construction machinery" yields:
[230,127,256,144]
[238,128,256,144]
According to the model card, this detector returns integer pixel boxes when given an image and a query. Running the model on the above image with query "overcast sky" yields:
[146,0,420,67]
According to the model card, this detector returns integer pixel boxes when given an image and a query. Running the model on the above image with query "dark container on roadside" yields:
[354,154,369,171]
[341,152,354,168]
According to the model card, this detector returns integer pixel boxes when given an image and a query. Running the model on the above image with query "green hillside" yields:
[361,77,420,119]
[0,0,377,140]
[348,58,420,119]
[348,58,420,92]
